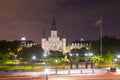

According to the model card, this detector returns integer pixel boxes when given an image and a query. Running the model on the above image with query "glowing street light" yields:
[117,55,120,58]
[44,53,47,65]
[84,52,94,68]
[114,58,117,62]
[44,53,47,57]
[89,53,94,56]
[55,59,58,63]
[32,56,36,60]
[55,59,58,74]
[14,55,17,63]
[45,68,49,80]
[69,53,73,57]
[32,56,36,69]
[69,53,73,69]
[76,53,79,69]
[76,53,79,57]
[115,54,120,65]
[85,52,93,57]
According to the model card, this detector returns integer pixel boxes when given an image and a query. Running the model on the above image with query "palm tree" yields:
[61,55,70,68]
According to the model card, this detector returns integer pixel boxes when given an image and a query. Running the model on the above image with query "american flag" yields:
[95,19,102,26]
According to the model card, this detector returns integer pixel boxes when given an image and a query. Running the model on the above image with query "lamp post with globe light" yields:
[55,59,58,74]
[85,53,88,68]
[117,55,120,58]
[14,55,17,64]
[44,53,47,65]
[115,54,120,66]
[85,52,93,68]
[32,56,36,69]
[76,53,79,69]
[45,68,49,80]
[69,53,73,69]
[114,54,120,66]
[85,46,91,68]
[32,56,36,60]
[89,53,94,68]
[114,58,117,68]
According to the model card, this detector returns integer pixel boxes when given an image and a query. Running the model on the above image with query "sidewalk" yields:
[49,68,108,75]
[0,68,118,76]
[0,69,120,80]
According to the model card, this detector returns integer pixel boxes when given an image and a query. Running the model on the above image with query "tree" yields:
[61,55,70,64]
[91,36,120,56]
[102,52,114,65]
[8,41,21,60]
[49,51,64,58]
[0,40,10,54]
[70,48,87,62]
[0,40,21,63]
[9,41,21,54]
[18,45,44,61]
[60,55,70,68]
[92,54,103,64]
[0,52,9,63]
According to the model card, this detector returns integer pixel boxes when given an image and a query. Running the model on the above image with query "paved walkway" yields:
[0,68,108,75]
[0,68,120,80]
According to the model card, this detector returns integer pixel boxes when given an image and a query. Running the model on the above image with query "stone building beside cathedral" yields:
[20,34,36,47]
[41,18,66,54]
[66,37,91,53]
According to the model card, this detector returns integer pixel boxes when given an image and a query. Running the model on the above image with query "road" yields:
[0,68,120,80]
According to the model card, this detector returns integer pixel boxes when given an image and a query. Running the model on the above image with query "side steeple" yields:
[52,17,57,30]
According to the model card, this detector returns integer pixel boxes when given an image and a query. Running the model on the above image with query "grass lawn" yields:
[0,64,45,72]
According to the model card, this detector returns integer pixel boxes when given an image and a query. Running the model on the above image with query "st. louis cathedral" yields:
[41,18,66,54]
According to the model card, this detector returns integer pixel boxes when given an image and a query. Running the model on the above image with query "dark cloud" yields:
[0,0,120,43]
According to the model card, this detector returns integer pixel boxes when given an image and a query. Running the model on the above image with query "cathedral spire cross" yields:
[52,17,57,30]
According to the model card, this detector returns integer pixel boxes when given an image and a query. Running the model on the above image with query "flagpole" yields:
[100,16,102,57]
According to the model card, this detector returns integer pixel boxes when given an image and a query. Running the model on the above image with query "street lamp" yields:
[76,53,79,69]
[115,54,120,65]
[32,56,36,69]
[117,55,120,58]
[85,53,88,69]
[32,56,36,60]
[44,53,47,57]
[55,59,58,74]
[44,53,47,65]
[114,58,117,62]
[84,52,93,68]
[69,53,73,69]
[45,68,49,80]
[114,58,117,66]
[89,53,94,56]
[89,53,94,68]
[14,55,17,64]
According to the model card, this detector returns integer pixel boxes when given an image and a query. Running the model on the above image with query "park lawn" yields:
[0,64,45,72]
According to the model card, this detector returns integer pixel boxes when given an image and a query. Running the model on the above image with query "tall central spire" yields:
[52,17,57,30]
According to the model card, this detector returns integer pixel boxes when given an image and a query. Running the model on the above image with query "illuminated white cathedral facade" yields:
[42,18,66,54]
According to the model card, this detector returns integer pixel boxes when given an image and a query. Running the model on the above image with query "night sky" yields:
[0,0,120,44]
